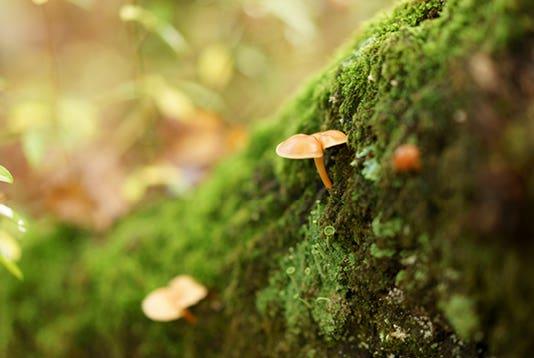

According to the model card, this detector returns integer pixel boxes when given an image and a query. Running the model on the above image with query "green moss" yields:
[1,0,534,356]
[370,243,396,258]
[256,202,354,342]
[372,215,403,238]
[440,294,480,340]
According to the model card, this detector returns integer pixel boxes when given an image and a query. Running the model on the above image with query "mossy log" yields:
[1,0,534,356]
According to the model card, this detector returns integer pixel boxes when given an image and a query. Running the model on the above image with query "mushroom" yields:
[142,275,207,323]
[276,130,347,189]
[393,144,421,172]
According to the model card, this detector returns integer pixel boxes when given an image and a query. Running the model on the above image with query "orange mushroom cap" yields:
[393,144,421,172]
[311,130,348,149]
[275,134,323,159]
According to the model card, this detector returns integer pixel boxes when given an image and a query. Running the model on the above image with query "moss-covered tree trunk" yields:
[1,0,533,356]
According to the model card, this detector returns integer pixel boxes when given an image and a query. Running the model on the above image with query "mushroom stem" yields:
[181,308,197,325]
[313,157,332,189]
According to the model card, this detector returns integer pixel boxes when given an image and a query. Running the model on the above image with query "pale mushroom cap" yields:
[312,130,348,149]
[168,275,208,308]
[276,134,323,159]
[142,287,184,322]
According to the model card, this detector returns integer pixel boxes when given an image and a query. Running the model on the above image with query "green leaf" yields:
[0,165,13,184]
[0,255,23,280]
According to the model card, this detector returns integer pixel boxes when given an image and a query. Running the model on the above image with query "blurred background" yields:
[0,0,394,232]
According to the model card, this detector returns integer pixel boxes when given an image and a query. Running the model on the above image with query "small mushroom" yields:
[311,130,348,150]
[142,275,207,323]
[168,275,208,309]
[276,130,347,189]
[141,287,183,322]
[393,144,421,172]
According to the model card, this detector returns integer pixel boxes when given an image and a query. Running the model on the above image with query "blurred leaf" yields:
[157,25,189,55]
[0,228,23,279]
[123,164,184,203]
[22,129,49,167]
[32,0,48,5]
[0,255,23,280]
[0,204,14,220]
[92,81,139,105]
[156,89,194,120]
[177,81,226,112]
[41,148,128,230]
[197,44,234,88]
[144,75,195,120]
[10,98,98,167]
[0,204,27,234]
[119,5,144,22]
[18,219,27,233]
[0,230,21,262]
[58,98,98,150]
[9,100,50,134]
[0,165,13,184]
[119,5,189,55]
[260,0,317,42]
[67,0,93,9]
[236,46,268,78]
[9,100,52,166]
[161,110,227,166]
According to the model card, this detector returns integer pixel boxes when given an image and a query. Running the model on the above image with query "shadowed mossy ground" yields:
[1,0,534,356]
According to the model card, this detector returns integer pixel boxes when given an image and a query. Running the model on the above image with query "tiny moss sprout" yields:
[323,226,336,236]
